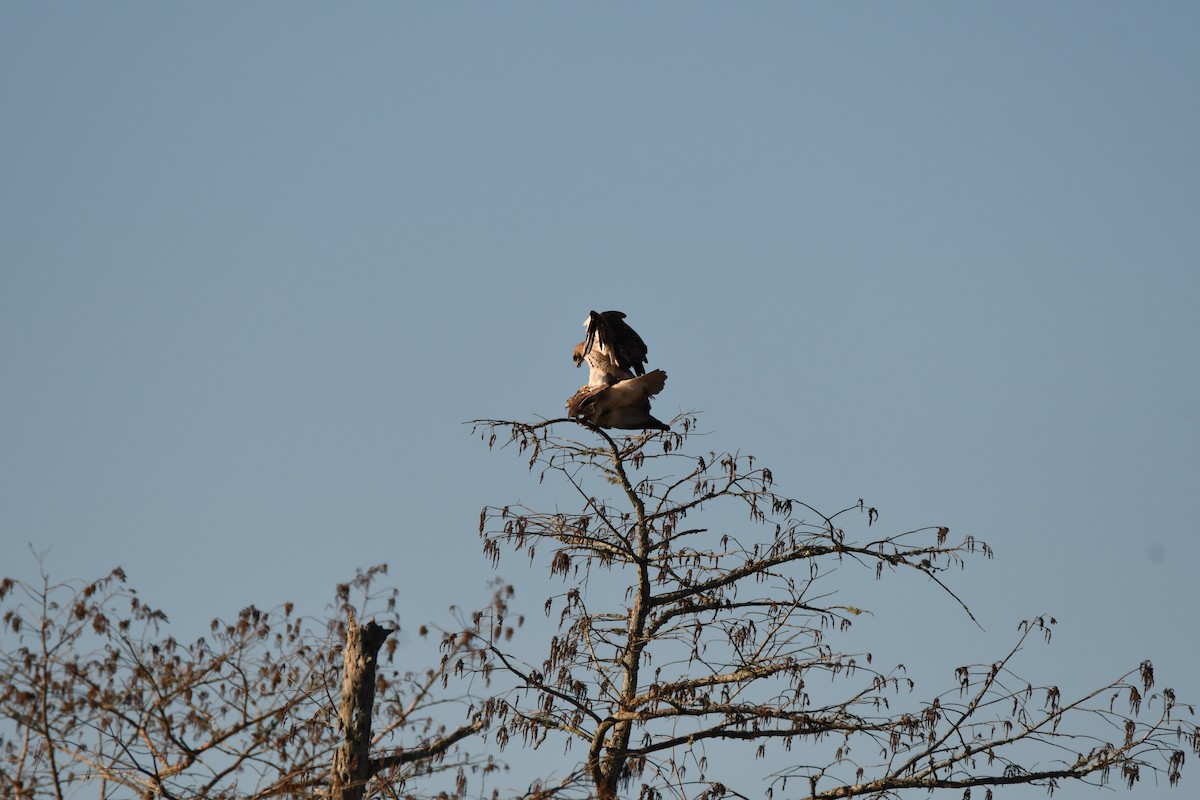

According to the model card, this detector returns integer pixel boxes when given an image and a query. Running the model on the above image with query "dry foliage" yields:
[3,410,1195,800]
[468,413,1199,800]
[0,562,498,800]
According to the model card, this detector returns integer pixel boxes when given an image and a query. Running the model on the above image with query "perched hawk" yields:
[572,310,650,387]
[566,311,668,431]
[566,369,670,431]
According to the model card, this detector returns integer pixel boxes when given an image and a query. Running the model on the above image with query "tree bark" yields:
[330,612,394,800]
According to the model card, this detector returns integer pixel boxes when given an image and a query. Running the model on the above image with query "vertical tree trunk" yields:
[330,612,394,800]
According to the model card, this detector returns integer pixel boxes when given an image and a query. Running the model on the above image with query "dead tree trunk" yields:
[330,611,394,800]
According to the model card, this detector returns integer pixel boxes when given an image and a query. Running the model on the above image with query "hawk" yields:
[566,369,670,431]
[566,311,669,431]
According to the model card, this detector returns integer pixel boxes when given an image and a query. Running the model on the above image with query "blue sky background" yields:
[2,4,1198,799]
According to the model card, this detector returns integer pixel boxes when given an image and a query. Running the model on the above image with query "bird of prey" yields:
[572,310,650,387]
[566,369,670,431]
[565,311,668,431]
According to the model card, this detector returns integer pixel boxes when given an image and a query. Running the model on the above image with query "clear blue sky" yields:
[2,4,1197,799]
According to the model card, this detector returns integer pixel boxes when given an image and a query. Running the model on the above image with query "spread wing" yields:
[604,368,666,404]
[582,310,649,377]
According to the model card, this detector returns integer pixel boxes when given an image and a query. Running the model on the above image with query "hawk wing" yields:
[581,310,649,378]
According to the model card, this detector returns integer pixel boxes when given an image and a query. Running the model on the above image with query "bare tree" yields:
[469,414,1199,800]
[0,561,498,800]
